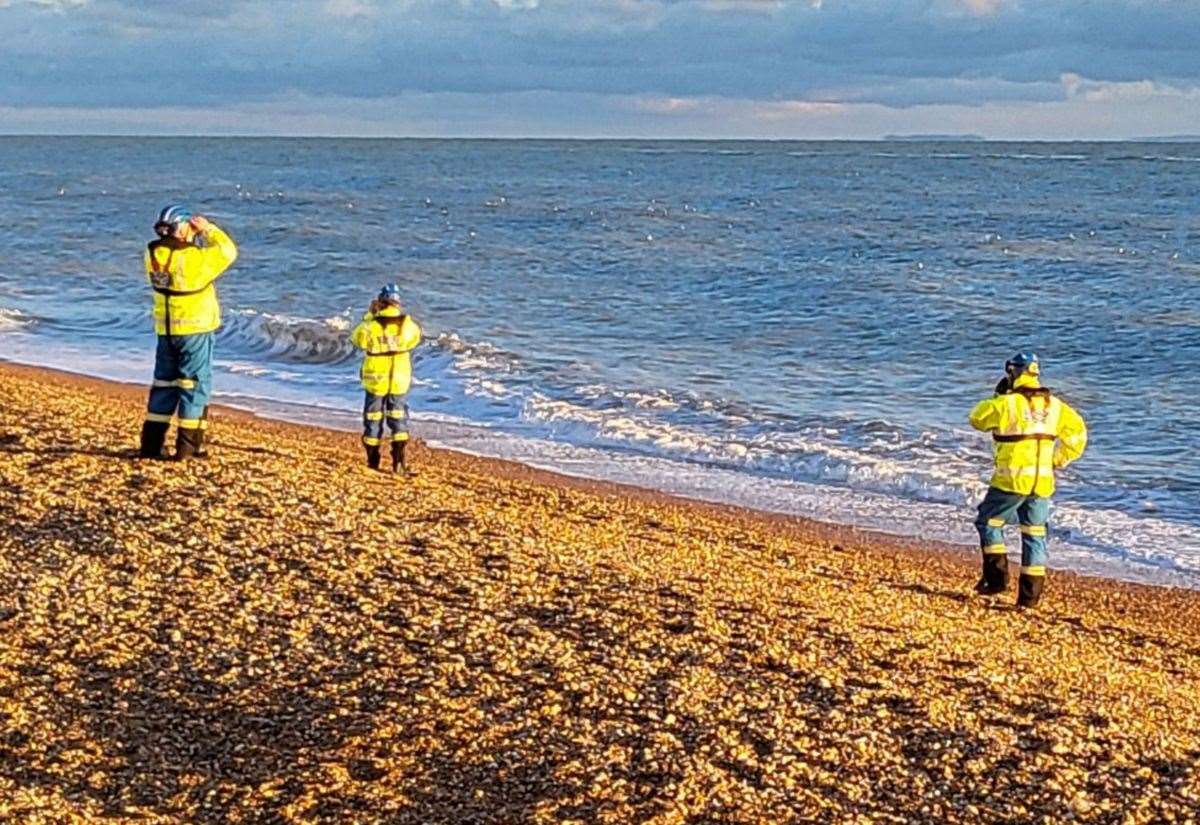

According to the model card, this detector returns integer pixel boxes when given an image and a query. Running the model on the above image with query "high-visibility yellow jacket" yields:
[350,306,422,395]
[145,225,238,336]
[968,373,1087,497]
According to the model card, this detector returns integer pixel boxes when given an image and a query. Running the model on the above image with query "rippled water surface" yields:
[2,137,1198,586]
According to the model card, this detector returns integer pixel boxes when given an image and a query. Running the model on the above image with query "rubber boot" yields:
[974,553,1009,595]
[175,427,202,461]
[195,407,210,459]
[139,421,170,459]
[365,444,382,471]
[1017,574,1045,609]
[391,441,410,475]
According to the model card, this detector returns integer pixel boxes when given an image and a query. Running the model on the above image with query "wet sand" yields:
[1,362,1198,823]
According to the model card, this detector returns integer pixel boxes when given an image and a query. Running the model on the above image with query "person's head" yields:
[154,204,194,241]
[377,282,402,308]
[1004,351,1040,382]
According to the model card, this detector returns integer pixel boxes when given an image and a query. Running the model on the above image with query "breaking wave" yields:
[220,309,358,365]
[520,390,986,508]
[0,308,35,332]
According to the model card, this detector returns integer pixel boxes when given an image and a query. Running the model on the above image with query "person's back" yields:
[968,353,1087,607]
[351,283,422,473]
[139,205,238,460]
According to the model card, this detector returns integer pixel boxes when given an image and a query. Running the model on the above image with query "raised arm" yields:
[350,312,376,351]
[193,217,238,283]
[968,396,1002,432]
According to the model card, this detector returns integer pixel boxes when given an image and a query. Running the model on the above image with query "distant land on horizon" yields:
[883,134,987,141]
[1131,134,1200,142]
[1,132,1200,143]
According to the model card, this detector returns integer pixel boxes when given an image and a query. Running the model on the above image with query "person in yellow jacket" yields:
[968,353,1088,607]
[139,205,238,460]
[350,283,422,473]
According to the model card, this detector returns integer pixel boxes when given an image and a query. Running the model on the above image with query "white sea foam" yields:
[522,391,986,508]
[3,317,1197,590]
[414,415,1200,589]
[0,308,34,332]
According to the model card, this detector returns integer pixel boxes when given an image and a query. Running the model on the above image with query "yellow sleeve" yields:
[350,317,375,350]
[197,224,238,283]
[399,317,422,351]
[968,397,1002,432]
[1054,400,1088,468]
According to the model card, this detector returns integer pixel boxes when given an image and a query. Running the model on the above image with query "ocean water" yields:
[1,136,1198,588]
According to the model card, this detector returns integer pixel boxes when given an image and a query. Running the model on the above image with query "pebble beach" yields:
[1,362,1198,823]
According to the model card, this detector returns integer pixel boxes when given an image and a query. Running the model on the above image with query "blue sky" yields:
[1,0,1198,138]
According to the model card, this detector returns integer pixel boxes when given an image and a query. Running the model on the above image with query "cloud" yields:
[954,0,1010,16]
[1060,72,1200,103]
[1,0,1199,137]
[628,95,704,114]
[0,0,88,8]
[698,0,783,12]
[323,0,376,18]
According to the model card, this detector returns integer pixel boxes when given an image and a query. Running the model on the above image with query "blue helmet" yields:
[378,283,402,305]
[154,204,192,236]
[1005,351,1040,378]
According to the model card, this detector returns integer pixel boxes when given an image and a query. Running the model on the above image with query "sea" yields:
[1,137,1198,589]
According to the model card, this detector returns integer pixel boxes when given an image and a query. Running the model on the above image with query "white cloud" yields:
[699,0,783,12]
[939,0,1013,17]
[3,84,1200,140]
[622,94,843,121]
[0,0,88,8]
[748,99,845,120]
[629,95,703,114]
[3,0,1200,139]
[324,0,377,18]
[1060,72,1200,102]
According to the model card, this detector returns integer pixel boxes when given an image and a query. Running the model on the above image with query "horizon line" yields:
[2,132,1199,143]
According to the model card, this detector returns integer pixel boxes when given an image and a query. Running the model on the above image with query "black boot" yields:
[391,441,409,475]
[974,553,1009,595]
[1017,574,1045,609]
[365,444,382,470]
[175,427,202,460]
[195,407,210,459]
[139,420,170,459]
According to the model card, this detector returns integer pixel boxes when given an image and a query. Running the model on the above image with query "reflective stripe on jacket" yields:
[350,307,422,395]
[145,225,238,336]
[968,374,1088,497]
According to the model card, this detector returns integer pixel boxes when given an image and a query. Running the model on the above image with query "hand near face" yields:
[189,215,211,233]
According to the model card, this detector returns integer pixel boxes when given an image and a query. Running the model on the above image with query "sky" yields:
[0,0,1198,139]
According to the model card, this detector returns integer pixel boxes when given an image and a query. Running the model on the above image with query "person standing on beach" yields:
[351,284,422,474]
[139,205,238,460]
[969,353,1087,608]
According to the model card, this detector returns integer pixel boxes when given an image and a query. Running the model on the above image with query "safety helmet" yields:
[154,204,193,236]
[1004,351,1040,378]
[377,283,402,305]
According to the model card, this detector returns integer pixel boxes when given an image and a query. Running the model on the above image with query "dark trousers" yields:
[145,332,214,432]
[362,392,409,446]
